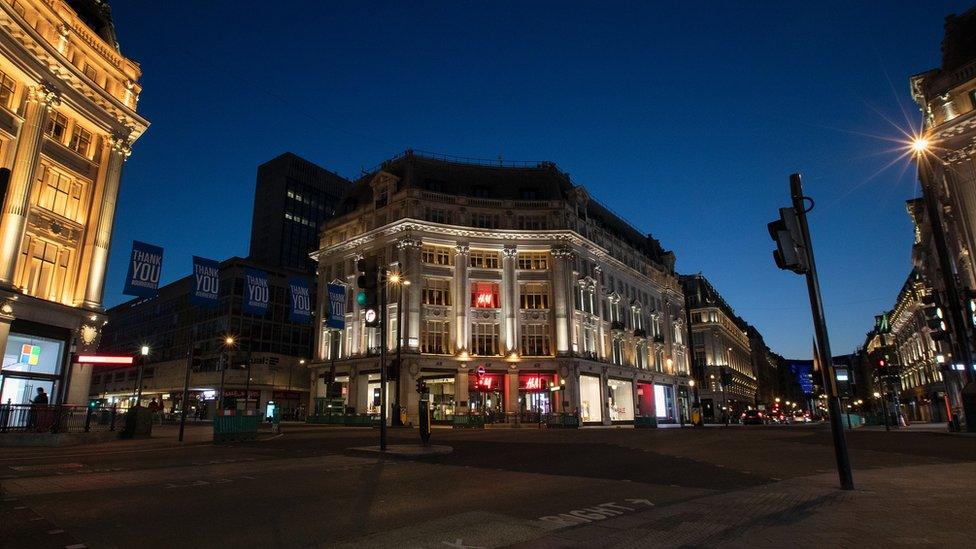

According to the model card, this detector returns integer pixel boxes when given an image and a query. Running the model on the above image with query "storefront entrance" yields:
[607,378,635,422]
[468,372,504,423]
[518,373,556,422]
[636,382,654,418]
[424,376,456,423]
[1,331,67,405]
[579,374,603,423]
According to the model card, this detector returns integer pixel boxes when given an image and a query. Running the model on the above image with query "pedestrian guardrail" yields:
[451,414,486,428]
[544,413,581,429]
[0,404,123,434]
[213,411,260,442]
[633,416,658,428]
[306,413,380,426]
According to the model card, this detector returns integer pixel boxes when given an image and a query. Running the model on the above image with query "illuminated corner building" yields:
[309,150,693,427]
[910,8,976,291]
[96,258,313,420]
[248,153,350,273]
[0,0,148,406]
[680,273,757,422]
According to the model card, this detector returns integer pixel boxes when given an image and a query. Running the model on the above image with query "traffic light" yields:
[922,292,950,341]
[356,256,380,328]
[767,206,809,274]
[416,378,428,394]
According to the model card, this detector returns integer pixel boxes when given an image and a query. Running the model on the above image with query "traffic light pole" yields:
[379,270,388,452]
[790,174,854,490]
[178,308,196,443]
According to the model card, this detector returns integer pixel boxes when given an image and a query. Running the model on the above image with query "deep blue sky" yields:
[103,1,972,358]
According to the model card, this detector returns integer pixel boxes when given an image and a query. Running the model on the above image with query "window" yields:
[0,70,15,109]
[422,320,450,354]
[517,215,546,230]
[611,338,623,365]
[970,89,976,110]
[519,283,549,309]
[19,238,69,301]
[45,112,68,143]
[68,126,92,158]
[469,250,499,269]
[471,322,499,355]
[422,278,451,306]
[518,188,539,200]
[517,252,549,270]
[635,343,646,369]
[421,245,453,266]
[83,63,98,82]
[471,282,500,308]
[38,170,82,220]
[424,207,447,224]
[521,324,551,356]
[471,212,498,229]
[472,186,490,198]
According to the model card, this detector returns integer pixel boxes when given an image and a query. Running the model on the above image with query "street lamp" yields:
[389,275,410,426]
[134,344,150,407]
[218,336,236,412]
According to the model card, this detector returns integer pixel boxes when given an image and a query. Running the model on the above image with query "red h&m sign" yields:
[471,282,500,308]
[519,374,555,392]
[469,373,502,392]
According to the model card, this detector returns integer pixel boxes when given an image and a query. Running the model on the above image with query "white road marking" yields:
[442,539,486,549]
[537,499,655,528]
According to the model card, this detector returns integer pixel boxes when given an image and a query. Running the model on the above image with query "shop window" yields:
[517,252,549,270]
[607,379,634,421]
[422,278,451,306]
[654,384,676,422]
[579,375,603,423]
[519,283,549,309]
[421,245,453,266]
[45,111,68,143]
[520,324,551,356]
[471,322,499,355]
[1,333,65,377]
[469,250,499,269]
[421,320,450,354]
[471,282,500,308]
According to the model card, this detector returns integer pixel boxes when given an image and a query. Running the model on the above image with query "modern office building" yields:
[309,150,693,426]
[96,257,312,419]
[248,152,350,273]
[0,0,148,406]
[680,273,757,421]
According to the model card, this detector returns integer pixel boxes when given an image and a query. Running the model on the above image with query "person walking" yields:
[28,387,49,431]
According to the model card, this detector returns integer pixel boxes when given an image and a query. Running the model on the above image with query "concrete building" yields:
[95,257,312,419]
[248,152,349,273]
[309,151,692,426]
[0,0,148,406]
[680,273,756,422]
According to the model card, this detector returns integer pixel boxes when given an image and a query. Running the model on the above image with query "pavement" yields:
[0,422,973,548]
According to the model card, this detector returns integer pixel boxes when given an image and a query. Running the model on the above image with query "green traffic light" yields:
[356,290,367,306]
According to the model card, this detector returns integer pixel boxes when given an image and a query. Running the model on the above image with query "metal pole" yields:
[134,353,145,407]
[178,310,196,442]
[791,173,854,490]
[218,352,227,413]
[379,270,388,451]
[244,342,252,413]
[393,280,404,426]
[722,372,729,427]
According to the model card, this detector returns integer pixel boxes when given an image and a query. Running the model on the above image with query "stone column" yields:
[0,84,60,286]
[398,238,422,350]
[83,133,132,307]
[506,368,519,415]
[457,370,469,409]
[501,245,518,354]
[593,266,604,358]
[551,245,574,355]
[350,256,362,355]
[454,243,469,354]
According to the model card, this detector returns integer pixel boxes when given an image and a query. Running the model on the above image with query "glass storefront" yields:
[607,378,634,421]
[364,373,392,417]
[579,374,603,423]
[468,372,504,421]
[636,382,654,417]
[678,386,690,423]
[519,373,556,420]
[425,376,456,422]
[1,332,66,405]
[654,383,676,423]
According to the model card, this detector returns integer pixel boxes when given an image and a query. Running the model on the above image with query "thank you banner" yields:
[190,256,220,308]
[243,268,270,316]
[326,283,346,330]
[288,276,312,323]
[123,241,163,297]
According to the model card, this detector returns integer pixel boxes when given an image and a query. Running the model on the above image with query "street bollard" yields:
[84,406,93,433]
[418,393,431,445]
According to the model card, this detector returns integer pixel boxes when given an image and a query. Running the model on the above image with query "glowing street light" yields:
[911,137,930,155]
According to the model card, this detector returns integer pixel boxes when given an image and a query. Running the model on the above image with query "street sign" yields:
[476,365,486,376]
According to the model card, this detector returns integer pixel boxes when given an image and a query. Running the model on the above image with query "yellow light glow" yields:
[911,137,930,154]
[225,336,235,346]
[388,273,401,284]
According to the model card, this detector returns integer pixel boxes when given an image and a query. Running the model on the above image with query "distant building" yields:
[0,0,148,406]
[310,150,692,426]
[248,153,350,273]
[96,257,312,419]
[680,273,756,422]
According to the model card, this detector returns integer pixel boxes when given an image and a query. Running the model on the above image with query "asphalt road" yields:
[1,423,975,548]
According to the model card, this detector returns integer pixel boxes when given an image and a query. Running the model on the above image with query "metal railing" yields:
[0,404,124,434]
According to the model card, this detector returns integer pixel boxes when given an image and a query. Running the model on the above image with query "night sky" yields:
[102,1,973,359]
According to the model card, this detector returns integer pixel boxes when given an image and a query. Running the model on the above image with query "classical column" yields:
[83,133,132,307]
[0,84,60,286]
[350,256,362,355]
[593,266,605,358]
[501,245,518,355]
[397,238,422,350]
[454,243,469,354]
[551,244,574,355]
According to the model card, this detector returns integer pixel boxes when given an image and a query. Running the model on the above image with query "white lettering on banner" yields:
[129,257,161,288]
[537,499,654,528]
[291,284,310,311]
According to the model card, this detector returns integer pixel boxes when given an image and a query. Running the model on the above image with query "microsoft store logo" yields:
[20,344,41,366]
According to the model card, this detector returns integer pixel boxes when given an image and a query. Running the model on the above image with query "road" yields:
[1,423,975,548]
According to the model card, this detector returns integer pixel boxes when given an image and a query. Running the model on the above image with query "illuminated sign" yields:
[75,355,134,365]
[364,309,378,324]
[20,344,40,365]
[519,374,555,392]
[470,373,502,392]
[471,283,499,308]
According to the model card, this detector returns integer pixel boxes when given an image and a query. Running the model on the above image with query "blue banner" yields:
[190,256,220,308]
[123,241,163,297]
[288,276,312,324]
[326,283,346,330]
[243,268,270,316]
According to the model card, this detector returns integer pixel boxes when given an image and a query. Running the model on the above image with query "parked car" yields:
[741,409,766,425]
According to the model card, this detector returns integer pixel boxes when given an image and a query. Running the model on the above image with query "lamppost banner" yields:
[326,283,346,330]
[190,256,220,308]
[243,268,269,316]
[288,276,312,324]
[123,240,163,297]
